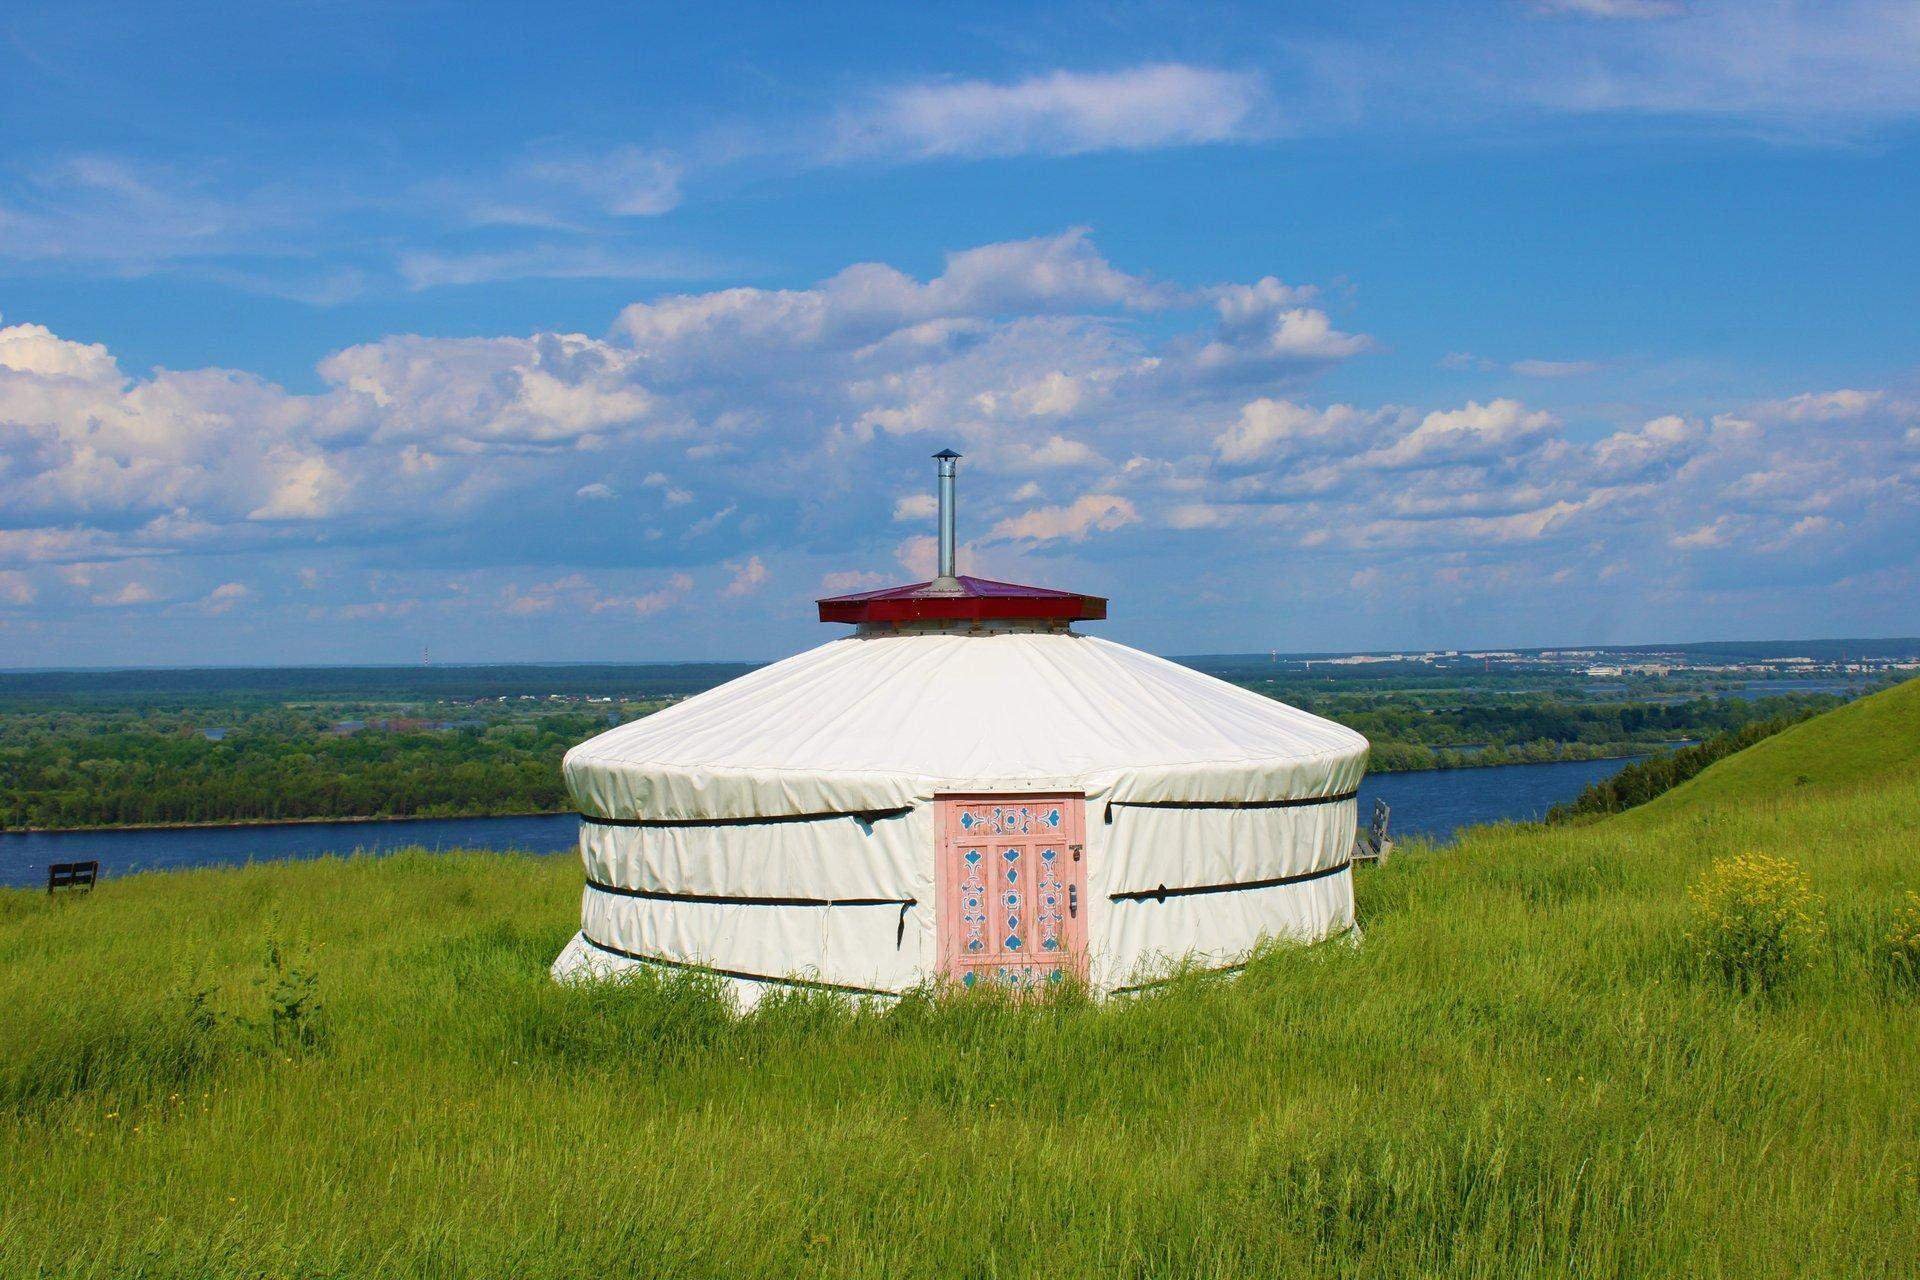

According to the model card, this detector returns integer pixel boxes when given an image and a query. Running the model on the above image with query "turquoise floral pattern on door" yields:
[938,795,1086,988]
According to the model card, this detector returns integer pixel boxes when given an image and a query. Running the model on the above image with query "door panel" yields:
[937,794,1086,988]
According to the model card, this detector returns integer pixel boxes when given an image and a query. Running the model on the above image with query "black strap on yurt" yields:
[578,933,903,997]
[1109,858,1352,905]
[584,880,918,947]
[579,806,912,830]
[1103,790,1358,824]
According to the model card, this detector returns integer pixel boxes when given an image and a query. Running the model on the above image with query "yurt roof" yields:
[816,574,1106,625]
[564,630,1369,821]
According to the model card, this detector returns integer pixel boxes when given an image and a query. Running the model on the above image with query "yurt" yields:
[553,451,1370,1005]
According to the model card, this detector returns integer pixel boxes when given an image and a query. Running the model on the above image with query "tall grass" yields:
[2,774,1918,1277]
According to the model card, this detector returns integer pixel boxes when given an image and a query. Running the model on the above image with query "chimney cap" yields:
[932,447,962,460]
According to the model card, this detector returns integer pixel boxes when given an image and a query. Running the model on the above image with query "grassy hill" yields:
[1631,675,1920,819]
[2,693,1917,1277]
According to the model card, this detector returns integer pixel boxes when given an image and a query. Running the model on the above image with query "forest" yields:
[0,704,662,830]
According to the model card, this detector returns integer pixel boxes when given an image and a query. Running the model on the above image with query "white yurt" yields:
[553,451,1370,1005]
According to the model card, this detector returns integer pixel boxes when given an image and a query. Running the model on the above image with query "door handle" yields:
[1068,885,1078,918]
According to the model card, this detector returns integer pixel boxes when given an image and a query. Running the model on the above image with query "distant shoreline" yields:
[3,810,571,836]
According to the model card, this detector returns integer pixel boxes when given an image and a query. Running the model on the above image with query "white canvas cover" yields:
[554,629,1369,1003]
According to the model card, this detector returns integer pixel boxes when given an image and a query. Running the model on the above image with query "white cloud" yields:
[831,65,1272,161]
[1193,306,1372,372]
[1215,398,1372,463]
[612,229,1173,362]
[94,581,158,607]
[200,582,252,614]
[1754,388,1884,422]
[1009,435,1104,468]
[1372,399,1559,467]
[623,573,695,617]
[0,322,119,380]
[1672,516,1736,549]
[6,231,1915,648]
[990,494,1138,543]
[0,570,35,605]
[317,333,654,449]
[1009,372,1085,417]
[684,504,737,538]
[723,555,770,597]
[247,455,345,521]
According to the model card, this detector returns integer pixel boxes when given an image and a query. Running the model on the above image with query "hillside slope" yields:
[2,688,1918,1277]
[1628,675,1920,820]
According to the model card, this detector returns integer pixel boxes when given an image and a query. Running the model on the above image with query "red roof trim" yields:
[817,574,1107,624]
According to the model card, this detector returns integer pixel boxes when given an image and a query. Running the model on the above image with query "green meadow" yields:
[2,683,1917,1278]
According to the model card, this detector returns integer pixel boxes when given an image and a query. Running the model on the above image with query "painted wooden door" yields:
[936,793,1087,988]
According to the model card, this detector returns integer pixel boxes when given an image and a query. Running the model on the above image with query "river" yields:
[0,755,1638,890]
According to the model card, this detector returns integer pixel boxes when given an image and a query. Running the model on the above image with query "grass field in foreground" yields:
[1,687,1917,1278]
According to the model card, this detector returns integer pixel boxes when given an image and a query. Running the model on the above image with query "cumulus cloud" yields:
[1214,398,1373,463]
[831,65,1272,161]
[723,555,770,597]
[990,494,1139,543]
[94,581,158,607]
[5,230,1915,654]
[316,333,654,449]
[1190,298,1372,374]
[1371,399,1559,467]
[1755,388,1884,422]
[199,582,252,614]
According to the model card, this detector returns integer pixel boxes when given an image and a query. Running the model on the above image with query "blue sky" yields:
[2,0,1917,666]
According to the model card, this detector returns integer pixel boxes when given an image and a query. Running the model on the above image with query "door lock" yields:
[1068,885,1078,918]
[1068,842,1082,862]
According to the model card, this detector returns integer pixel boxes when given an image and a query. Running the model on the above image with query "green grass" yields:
[2,689,1918,1277]
[1631,675,1920,819]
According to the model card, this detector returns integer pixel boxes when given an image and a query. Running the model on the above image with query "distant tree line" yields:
[0,712,619,830]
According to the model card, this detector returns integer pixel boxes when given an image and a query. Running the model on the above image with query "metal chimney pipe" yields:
[933,449,961,579]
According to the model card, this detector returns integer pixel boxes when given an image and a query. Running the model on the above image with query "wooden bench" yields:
[1351,799,1393,865]
[47,860,99,894]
